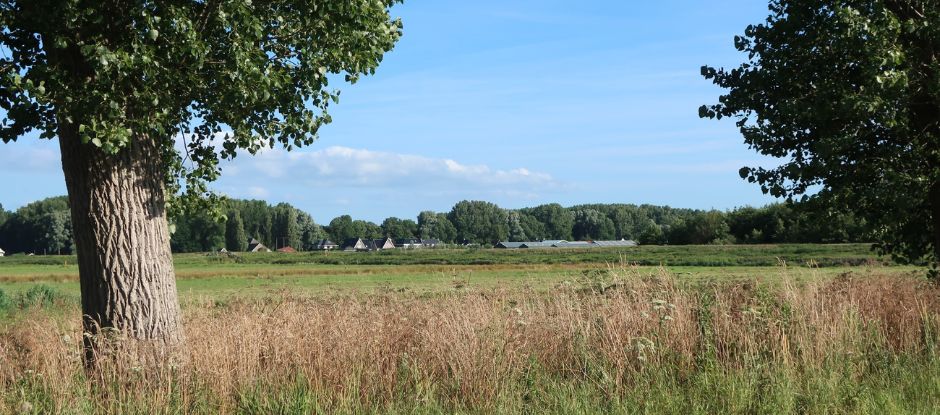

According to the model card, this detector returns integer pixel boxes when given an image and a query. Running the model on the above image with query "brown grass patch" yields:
[1,267,938,413]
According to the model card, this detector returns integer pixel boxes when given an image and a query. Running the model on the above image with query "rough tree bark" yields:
[932,182,940,268]
[57,123,183,366]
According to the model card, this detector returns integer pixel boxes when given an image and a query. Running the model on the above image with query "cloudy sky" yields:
[0,1,781,223]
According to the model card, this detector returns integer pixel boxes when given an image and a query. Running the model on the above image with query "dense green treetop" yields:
[0,196,875,253]
[381,217,418,239]
[225,209,247,252]
[701,0,940,265]
[448,201,509,245]
[417,211,457,243]
[525,203,574,241]
[0,0,403,212]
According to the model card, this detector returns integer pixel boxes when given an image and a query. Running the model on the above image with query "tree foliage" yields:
[297,211,326,250]
[701,0,940,265]
[572,208,616,241]
[0,0,403,214]
[225,210,247,252]
[448,201,509,245]
[327,215,355,242]
[381,217,418,239]
[667,210,732,245]
[527,204,574,241]
[273,203,301,249]
[0,197,72,254]
[0,197,877,253]
[417,211,457,243]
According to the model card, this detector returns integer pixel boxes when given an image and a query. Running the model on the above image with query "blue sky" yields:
[0,1,780,223]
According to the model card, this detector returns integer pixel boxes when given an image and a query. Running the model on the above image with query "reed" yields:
[2,266,938,414]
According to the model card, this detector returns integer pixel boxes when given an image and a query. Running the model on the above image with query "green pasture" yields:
[0,244,924,302]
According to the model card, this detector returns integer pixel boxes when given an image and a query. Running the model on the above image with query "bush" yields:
[0,288,11,311]
[18,284,61,308]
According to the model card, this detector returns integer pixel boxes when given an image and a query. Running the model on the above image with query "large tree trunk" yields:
[57,123,183,366]
[932,182,940,270]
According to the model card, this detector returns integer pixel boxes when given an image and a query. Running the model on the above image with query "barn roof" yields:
[592,240,638,247]
[496,241,526,249]
[554,241,593,248]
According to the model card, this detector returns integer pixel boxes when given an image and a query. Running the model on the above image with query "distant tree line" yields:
[0,197,73,255]
[0,197,871,254]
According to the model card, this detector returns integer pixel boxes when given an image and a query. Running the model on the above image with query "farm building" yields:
[496,239,639,249]
[312,240,339,250]
[0,247,4,257]
[420,238,441,248]
[276,246,296,253]
[342,238,368,251]
[496,242,527,249]
[554,241,593,248]
[362,238,396,251]
[592,239,638,247]
[521,241,555,248]
[396,238,423,249]
[374,238,396,250]
[247,238,271,253]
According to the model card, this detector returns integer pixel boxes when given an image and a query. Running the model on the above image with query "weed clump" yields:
[0,288,11,311]
[18,284,61,308]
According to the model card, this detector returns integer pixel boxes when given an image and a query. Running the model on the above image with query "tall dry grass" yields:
[1,266,939,414]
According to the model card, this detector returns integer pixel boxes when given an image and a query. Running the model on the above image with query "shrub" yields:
[18,284,61,308]
[0,288,10,311]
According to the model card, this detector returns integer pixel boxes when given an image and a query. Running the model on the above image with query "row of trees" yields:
[173,200,328,253]
[0,198,73,255]
[0,197,871,255]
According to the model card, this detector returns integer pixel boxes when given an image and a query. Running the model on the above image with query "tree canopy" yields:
[0,196,876,253]
[0,0,403,212]
[700,0,940,266]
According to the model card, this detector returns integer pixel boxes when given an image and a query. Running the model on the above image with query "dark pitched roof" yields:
[342,238,364,249]
[247,241,270,252]
[496,241,526,249]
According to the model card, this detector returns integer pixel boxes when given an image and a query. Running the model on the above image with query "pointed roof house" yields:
[342,238,368,251]
[0,247,5,257]
[373,238,395,250]
[247,238,271,253]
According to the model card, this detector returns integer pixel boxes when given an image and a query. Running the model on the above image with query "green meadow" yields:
[2,244,938,414]
[0,244,917,300]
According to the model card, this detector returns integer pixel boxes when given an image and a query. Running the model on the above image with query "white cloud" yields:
[223,145,557,190]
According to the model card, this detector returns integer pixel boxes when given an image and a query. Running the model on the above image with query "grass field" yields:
[1,244,937,414]
[0,244,910,299]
